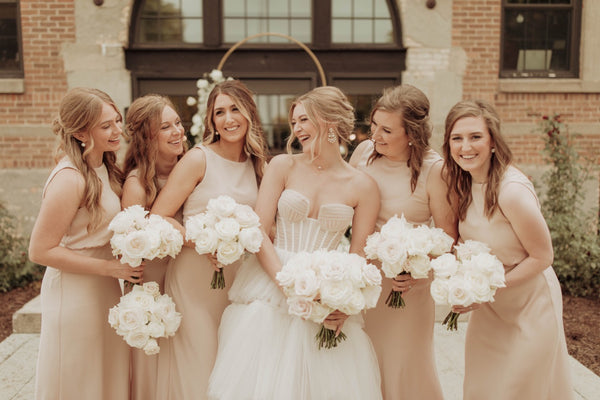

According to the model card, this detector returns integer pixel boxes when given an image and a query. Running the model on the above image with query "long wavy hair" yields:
[123,94,187,206]
[203,80,268,184]
[368,84,432,192]
[442,99,512,220]
[52,87,124,230]
[286,86,354,158]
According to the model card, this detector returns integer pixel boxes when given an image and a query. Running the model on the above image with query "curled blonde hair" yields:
[286,86,355,156]
[368,84,432,192]
[52,87,123,230]
[203,80,268,184]
[442,99,512,220]
[123,94,187,206]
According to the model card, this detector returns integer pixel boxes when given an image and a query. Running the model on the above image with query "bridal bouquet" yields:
[364,214,454,308]
[108,281,182,355]
[185,195,262,289]
[276,250,382,349]
[109,205,184,287]
[429,240,506,330]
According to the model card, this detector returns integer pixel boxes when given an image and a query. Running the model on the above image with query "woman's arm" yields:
[498,181,554,288]
[427,161,459,241]
[348,140,371,168]
[28,169,144,282]
[121,175,148,209]
[151,147,206,243]
[348,171,380,257]
[253,154,292,282]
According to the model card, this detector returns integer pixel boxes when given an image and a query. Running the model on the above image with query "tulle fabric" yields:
[208,248,382,400]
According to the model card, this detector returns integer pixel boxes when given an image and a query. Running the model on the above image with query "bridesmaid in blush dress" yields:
[151,80,268,400]
[29,88,144,400]
[350,84,457,400]
[443,99,574,400]
[121,94,186,400]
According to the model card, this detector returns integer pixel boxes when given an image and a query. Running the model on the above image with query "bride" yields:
[208,86,383,400]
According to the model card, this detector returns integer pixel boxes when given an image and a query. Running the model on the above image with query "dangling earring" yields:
[327,128,336,144]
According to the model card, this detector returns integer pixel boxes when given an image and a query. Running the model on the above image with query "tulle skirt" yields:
[208,248,382,400]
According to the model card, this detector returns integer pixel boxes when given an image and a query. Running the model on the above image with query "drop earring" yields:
[327,128,336,144]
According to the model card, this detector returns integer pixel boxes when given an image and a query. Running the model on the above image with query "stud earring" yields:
[408,142,412,146]
[491,148,495,153]
[80,142,86,148]
[327,128,336,144]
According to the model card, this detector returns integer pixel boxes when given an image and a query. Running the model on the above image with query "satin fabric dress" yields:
[155,144,258,400]
[460,166,574,400]
[356,141,445,400]
[208,188,382,400]
[35,157,129,400]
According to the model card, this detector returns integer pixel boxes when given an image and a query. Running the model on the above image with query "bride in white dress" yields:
[208,86,382,400]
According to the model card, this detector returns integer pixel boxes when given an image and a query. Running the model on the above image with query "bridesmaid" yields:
[443,99,574,400]
[350,84,457,399]
[29,87,143,400]
[121,94,186,400]
[152,80,268,399]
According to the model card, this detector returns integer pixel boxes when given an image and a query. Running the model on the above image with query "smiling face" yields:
[448,115,494,183]
[370,109,411,161]
[156,105,185,160]
[212,94,248,144]
[291,103,325,155]
[79,102,122,166]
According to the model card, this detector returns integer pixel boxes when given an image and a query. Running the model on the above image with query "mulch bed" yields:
[1,281,599,376]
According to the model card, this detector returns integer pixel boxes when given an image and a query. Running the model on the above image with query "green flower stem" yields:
[316,325,347,349]
[385,290,406,308]
[210,268,225,290]
[442,311,460,331]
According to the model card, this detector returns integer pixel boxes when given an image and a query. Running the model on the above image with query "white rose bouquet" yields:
[109,205,184,288]
[276,250,382,349]
[108,281,182,355]
[429,240,506,330]
[363,214,454,308]
[185,195,262,289]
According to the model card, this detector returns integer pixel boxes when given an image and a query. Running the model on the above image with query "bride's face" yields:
[291,104,325,154]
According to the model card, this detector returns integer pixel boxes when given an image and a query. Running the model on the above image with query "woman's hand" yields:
[452,303,482,314]
[105,259,145,284]
[390,273,416,294]
[206,253,222,272]
[324,310,349,336]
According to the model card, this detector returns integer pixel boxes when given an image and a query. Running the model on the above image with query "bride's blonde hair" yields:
[52,87,124,230]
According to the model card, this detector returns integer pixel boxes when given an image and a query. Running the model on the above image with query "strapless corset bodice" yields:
[274,189,354,253]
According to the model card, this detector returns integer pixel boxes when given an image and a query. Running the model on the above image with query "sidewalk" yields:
[2,298,599,399]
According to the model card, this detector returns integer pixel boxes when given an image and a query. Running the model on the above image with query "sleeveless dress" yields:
[460,166,574,400]
[155,144,258,400]
[35,157,129,400]
[208,188,382,400]
[127,169,182,400]
[356,142,445,400]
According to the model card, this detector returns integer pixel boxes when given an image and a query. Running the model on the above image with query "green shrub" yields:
[539,114,600,297]
[0,203,44,292]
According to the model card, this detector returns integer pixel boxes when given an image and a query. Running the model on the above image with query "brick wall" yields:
[0,0,75,169]
[452,0,600,165]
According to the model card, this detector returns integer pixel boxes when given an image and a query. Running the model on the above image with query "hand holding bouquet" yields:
[185,195,262,289]
[429,240,506,330]
[108,281,182,355]
[276,250,382,349]
[364,214,454,308]
[109,205,184,287]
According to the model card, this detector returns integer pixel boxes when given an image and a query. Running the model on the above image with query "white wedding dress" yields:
[208,189,382,400]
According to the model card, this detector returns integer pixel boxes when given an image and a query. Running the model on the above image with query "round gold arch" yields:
[217,32,327,86]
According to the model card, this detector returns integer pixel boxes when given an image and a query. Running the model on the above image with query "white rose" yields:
[430,278,450,304]
[233,204,260,228]
[361,262,382,287]
[405,225,434,255]
[163,311,182,336]
[110,234,125,257]
[380,215,407,237]
[209,69,224,81]
[238,227,262,253]
[309,301,333,324]
[339,288,366,315]
[207,195,237,218]
[488,269,507,290]
[143,281,160,297]
[320,280,354,309]
[455,240,491,262]
[364,232,381,259]
[126,330,149,349]
[145,320,166,339]
[447,276,475,307]
[108,306,120,328]
[406,254,432,279]
[214,217,241,242]
[318,257,346,282]
[186,96,197,106]
[465,271,494,303]
[377,238,408,266]
[470,253,505,277]
[429,228,455,257]
[196,78,209,89]
[293,269,320,298]
[362,284,382,309]
[287,297,313,319]
[430,253,459,279]
[216,240,245,265]
[276,267,296,289]
[118,307,147,332]
[192,228,219,255]
[381,261,406,279]
[190,124,201,136]
[152,295,177,320]
[344,253,366,286]
[143,338,160,355]
[123,230,155,263]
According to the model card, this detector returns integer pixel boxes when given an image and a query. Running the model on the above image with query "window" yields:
[331,0,393,44]
[501,0,581,78]
[0,0,23,77]
[137,0,204,43]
